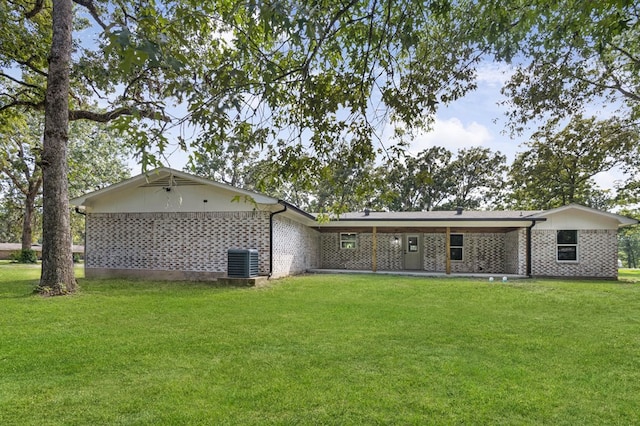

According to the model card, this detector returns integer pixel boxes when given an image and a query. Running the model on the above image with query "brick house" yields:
[71,168,637,280]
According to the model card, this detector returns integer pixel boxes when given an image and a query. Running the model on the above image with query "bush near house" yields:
[9,249,37,264]
[1,264,639,424]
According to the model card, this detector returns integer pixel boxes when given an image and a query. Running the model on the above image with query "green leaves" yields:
[482,0,640,131]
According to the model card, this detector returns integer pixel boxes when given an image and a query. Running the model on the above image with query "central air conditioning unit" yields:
[227,249,259,278]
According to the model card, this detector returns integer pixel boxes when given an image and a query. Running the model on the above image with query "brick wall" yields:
[504,229,527,275]
[86,211,271,276]
[376,234,404,270]
[320,233,374,270]
[424,233,446,272]
[450,233,506,274]
[319,233,405,270]
[531,229,618,278]
[271,215,321,278]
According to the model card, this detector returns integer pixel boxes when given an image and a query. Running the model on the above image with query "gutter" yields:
[74,207,87,264]
[268,201,288,278]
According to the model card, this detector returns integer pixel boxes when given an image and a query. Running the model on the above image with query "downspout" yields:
[74,207,87,265]
[527,220,537,277]
[269,201,288,278]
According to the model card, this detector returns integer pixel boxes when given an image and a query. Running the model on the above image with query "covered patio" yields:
[312,210,545,276]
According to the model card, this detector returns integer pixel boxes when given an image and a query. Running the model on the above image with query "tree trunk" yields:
[21,195,34,251]
[39,0,76,295]
[21,176,42,252]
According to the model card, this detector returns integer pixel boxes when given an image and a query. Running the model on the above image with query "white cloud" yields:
[475,62,515,88]
[408,117,493,154]
[593,169,627,192]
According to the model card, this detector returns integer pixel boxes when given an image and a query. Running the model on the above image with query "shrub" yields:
[10,249,38,264]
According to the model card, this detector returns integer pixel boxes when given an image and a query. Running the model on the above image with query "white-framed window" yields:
[340,233,357,249]
[450,234,463,261]
[557,230,578,261]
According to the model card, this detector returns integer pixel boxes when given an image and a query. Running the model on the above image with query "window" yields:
[407,236,419,252]
[450,234,463,261]
[557,230,578,261]
[340,233,357,249]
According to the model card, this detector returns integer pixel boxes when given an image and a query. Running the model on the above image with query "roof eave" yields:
[314,217,546,228]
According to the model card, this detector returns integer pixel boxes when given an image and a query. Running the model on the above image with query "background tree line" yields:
[0,112,131,254]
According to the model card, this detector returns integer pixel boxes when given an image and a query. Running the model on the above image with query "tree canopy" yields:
[472,0,640,132]
[505,115,640,210]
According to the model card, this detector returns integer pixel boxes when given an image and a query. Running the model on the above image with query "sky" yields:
[407,62,516,157]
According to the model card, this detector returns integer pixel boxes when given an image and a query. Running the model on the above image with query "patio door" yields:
[404,234,422,270]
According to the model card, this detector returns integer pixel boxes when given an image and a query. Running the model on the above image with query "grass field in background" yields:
[1,263,639,424]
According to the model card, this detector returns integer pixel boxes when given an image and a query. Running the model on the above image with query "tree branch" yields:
[15,56,48,77]
[572,59,640,103]
[0,72,43,91]
[72,0,108,30]
[607,41,640,68]
[25,0,44,19]
[0,98,44,113]
[69,106,169,122]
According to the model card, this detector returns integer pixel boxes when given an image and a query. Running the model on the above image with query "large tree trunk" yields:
[39,0,76,295]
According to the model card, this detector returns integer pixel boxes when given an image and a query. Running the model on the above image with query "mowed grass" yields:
[1,263,639,425]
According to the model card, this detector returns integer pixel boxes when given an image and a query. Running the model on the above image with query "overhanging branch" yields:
[69,106,170,122]
[0,72,43,91]
[0,99,44,113]
[72,0,108,30]
[15,57,48,77]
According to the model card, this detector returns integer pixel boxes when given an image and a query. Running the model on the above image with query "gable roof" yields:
[70,167,280,207]
[530,203,638,227]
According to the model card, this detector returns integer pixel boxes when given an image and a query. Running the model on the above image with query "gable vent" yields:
[141,175,203,188]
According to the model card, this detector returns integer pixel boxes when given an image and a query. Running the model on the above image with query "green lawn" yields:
[1,264,639,425]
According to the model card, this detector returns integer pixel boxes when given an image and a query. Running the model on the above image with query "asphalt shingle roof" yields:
[323,210,544,221]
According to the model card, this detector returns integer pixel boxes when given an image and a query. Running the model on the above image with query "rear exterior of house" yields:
[72,168,636,281]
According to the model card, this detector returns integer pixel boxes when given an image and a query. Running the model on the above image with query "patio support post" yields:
[446,227,451,275]
[372,226,377,272]
[526,220,538,277]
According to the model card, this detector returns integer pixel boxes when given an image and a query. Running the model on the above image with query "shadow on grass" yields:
[0,279,42,299]
[76,278,252,297]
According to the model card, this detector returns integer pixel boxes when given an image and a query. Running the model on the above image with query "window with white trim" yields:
[340,233,357,249]
[557,230,578,261]
[450,234,463,261]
